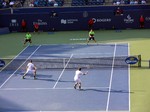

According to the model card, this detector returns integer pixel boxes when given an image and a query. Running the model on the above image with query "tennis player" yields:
[22,60,37,80]
[74,68,88,90]
[87,29,97,44]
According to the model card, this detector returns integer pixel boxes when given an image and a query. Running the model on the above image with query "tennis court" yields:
[0,44,131,112]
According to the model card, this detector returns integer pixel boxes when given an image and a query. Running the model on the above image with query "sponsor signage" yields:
[125,56,138,64]
[9,19,19,27]
[92,18,111,23]
[33,19,47,26]
[61,19,78,24]
[124,15,134,24]
[145,17,150,21]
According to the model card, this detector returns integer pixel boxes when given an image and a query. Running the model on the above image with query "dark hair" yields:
[78,68,81,71]
[30,60,32,63]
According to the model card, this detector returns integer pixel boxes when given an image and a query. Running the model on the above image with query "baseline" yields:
[0,86,109,91]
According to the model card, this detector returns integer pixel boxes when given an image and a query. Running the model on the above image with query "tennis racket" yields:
[85,71,88,75]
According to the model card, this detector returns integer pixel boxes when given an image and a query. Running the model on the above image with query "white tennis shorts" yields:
[74,78,81,83]
[25,69,35,74]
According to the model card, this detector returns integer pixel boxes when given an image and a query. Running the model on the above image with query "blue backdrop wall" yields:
[0,5,150,32]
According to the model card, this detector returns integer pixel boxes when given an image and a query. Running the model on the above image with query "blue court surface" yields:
[0,44,130,112]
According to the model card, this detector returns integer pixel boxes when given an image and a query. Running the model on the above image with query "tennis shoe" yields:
[22,76,25,79]
[74,85,76,89]
[34,76,37,80]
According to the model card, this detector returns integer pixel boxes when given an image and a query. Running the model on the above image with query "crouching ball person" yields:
[87,29,97,44]
[22,60,37,80]
[24,32,32,46]
[74,68,88,90]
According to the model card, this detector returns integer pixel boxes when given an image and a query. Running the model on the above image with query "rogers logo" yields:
[92,18,111,23]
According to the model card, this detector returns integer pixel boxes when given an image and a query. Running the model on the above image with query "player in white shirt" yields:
[22,60,37,79]
[74,68,88,90]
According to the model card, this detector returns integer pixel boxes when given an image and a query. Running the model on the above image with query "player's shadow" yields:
[80,88,108,92]
[110,89,134,94]
[59,80,74,83]
[36,74,56,82]
[81,88,133,93]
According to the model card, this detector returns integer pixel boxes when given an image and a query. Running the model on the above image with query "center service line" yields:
[106,43,117,111]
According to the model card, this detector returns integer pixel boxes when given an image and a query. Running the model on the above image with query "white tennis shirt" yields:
[27,62,35,70]
[74,70,84,80]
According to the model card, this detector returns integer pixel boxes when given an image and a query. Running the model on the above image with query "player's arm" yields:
[26,66,28,70]
[89,33,91,37]
[82,71,88,75]
[34,64,37,70]
[24,35,27,41]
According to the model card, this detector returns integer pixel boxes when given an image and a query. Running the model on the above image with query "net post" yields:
[149,60,150,68]
[138,55,141,67]
[63,58,65,68]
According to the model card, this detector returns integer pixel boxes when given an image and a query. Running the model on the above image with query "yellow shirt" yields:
[89,31,95,36]
[25,33,31,39]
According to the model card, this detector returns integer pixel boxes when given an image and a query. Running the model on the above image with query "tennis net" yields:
[0,55,141,71]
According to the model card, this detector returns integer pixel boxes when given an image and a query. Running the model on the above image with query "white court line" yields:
[35,53,112,56]
[128,43,131,112]
[0,86,109,91]
[53,54,73,89]
[106,43,117,111]
[2,110,129,112]
[38,43,128,46]
[0,45,41,89]
[0,45,29,73]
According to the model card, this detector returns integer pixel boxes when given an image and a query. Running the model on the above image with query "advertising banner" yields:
[0,8,150,31]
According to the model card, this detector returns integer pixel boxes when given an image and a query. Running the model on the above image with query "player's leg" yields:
[37,28,40,34]
[24,39,27,45]
[74,78,79,89]
[33,70,37,79]
[78,79,82,89]
[93,38,97,43]
[29,39,32,44]
[34,28,38,33]
[22,70,28,79]
[92,36,97,43]
[34,28,36,33]
[87,37,91,45]
[22,73,26,79]
[74,82,78,89]
[142,22,144,28]
[78,82,82,90]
